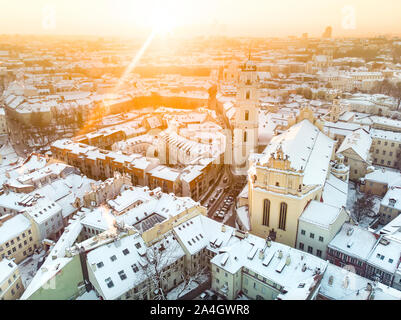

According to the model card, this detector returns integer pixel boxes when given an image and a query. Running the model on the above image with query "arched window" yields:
[245,110,249,121]
[243,131,247,143]
[279,202,287,231]
[262,199,270,227]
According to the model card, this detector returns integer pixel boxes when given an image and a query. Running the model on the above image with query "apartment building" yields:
[360,168,401,197]
[327,223,377,276]
[0,259,24,300]
[86,233,185,300]
[23,198,64,241]
[297,201,350,260]
[328,222,401,288]
[0,214,39,263]
[370,129,401,169]
[379,187,401,225]
[210,231,328,300]
[337,128,372,182]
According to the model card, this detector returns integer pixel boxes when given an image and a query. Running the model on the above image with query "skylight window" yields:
[105,277,114,288]
[110,255,117,262]
[187,241,192,246]
[122,248,130,255]
[131,264,139,273]
[118,270,127,280]
[97,262,104,268]
[135,242,141,249]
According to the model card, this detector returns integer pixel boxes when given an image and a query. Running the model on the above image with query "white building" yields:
[297,201,350,259]
[23,198,63,241]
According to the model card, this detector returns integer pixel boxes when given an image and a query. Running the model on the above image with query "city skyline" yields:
[0,0,401,38]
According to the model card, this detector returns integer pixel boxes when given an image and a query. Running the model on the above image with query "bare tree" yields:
[353,192,375,223]
[137,235,184,300]
[176,262,209,299]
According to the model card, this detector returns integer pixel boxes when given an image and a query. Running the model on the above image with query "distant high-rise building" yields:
[322,26,332,38]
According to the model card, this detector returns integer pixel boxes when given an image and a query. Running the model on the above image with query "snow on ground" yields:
[166,274,209,300]
[346,181,381,229]
[18,250,46,288]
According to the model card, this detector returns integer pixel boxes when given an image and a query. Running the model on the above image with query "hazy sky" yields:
[0,0,401,38]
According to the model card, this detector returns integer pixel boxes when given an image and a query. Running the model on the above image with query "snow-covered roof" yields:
[300,201,344,230]
[87,233,184,300]
[0,258,17,287]
[366,237,401,274]
[211,229,328,299]
[236,206,250,231]
[0,214,31,244]
[319,263,401,300]
[173,215,208,255]
[25,198,62,225]
[337,128,372,162]
[322,174,348,208]
[381,187,401,211]
[256,120,335,186]
[20,217,83,299]
[370,128,401,143]
[328,223,378,261]
[363,168,401,187]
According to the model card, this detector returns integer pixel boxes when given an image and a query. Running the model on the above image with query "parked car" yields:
[199,292,209,300]
[215,210,224,219]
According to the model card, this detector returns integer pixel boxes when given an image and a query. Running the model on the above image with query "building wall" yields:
[379,203,401,225]
[341,149,370,182]
[371,138,401,169]
[0,112,8,135]
[296,208,348,260]
[0,223,40,264]
[360,180,388,197]
[249,185,320,247]
[0,265,24,300]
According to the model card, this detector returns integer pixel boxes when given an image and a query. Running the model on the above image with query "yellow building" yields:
[248,120,335,247]
[0,214,40,264]
[337,128,372,182]
[0,258,24,300]
[370,129,401,169]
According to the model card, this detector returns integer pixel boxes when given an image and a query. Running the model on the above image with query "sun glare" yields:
[151,9,177,36]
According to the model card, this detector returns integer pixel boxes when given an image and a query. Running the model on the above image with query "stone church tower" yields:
[232,59,259,173]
